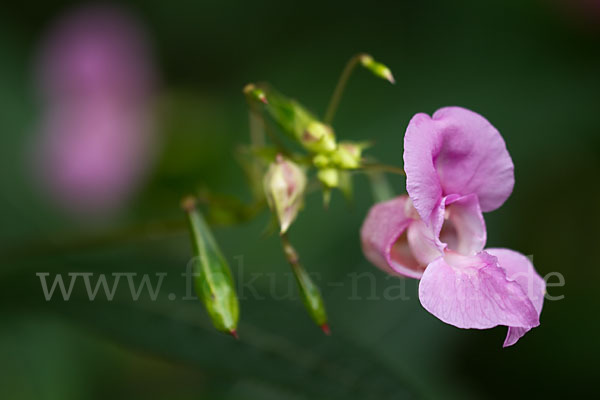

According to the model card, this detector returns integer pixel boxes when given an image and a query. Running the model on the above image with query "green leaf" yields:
[0,254,421,399]
[44,298,418,399]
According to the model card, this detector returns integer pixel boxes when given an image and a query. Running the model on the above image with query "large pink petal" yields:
[360,196,425,278]
[403,112,443,222]
[418,251,539,330]
[486,248,545,347]
[404,107,514,221]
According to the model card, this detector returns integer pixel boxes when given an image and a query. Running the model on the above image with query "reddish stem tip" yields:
[229,330,239,340]
[181,196,197,213]
[320,323,331,336]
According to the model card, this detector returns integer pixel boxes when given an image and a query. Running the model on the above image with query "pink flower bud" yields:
[263,155,307,234]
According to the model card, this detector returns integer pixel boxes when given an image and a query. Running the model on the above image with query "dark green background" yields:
[1,0,597,398]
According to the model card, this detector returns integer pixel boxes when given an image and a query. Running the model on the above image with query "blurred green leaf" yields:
[1,268,419,399]
[51,300,417,399]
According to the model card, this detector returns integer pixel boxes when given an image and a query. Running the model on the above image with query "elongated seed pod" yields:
[281,233,329,334]
[359,54,395,84]
[182,196,239,337]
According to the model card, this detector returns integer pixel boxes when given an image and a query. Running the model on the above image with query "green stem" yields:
[353,162,405,175]
[280,232,300,267]
[366,171,396,202]
[264,121,293,157]
[248,105,266,147]
[1,218,187,260]
[1,192,267,260]
[197,188,266,225]
[323,53,364,125]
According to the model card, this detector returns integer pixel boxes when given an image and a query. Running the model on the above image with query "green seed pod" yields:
[263,89,338,153]
[182,197,240,337]
[359,54,395,84]
[281,234,329,334]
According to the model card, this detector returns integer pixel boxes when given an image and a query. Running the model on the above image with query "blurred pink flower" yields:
[361,107,545,347]
[32,5,157,218]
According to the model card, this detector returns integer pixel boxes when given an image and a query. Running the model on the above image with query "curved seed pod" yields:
[281,233,329,334]
[182,197,239,337]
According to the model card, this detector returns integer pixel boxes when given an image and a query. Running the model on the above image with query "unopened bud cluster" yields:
[184,55,394,337]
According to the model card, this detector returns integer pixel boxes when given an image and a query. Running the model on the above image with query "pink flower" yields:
[361,107,545,347]
[31,5,157,218]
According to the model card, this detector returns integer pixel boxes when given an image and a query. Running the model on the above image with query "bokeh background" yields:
[1,0,598,399]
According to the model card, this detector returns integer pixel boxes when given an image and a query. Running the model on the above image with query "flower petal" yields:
[485,248,545,347]
[404,107,514,221]
[407,193,486,265]
[360,195,425,278]
[418,251,539,330]
[438,194,487,255]
[403,112,443,222]
[407,218,444,266]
